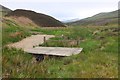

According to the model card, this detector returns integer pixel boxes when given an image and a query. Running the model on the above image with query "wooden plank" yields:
[24,47,83,56]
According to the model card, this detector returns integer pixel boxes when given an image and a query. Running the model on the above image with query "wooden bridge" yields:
[7,34,83,61]
[24,47,83,56]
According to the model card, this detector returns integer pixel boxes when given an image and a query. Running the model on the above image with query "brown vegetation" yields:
[6,9,66,27]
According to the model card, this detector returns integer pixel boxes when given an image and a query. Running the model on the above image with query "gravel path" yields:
[7,34,54,50]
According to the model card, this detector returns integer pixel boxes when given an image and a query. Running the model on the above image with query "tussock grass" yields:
[2,19,31,45]
[2,24,118,78]
[2,47,118,78]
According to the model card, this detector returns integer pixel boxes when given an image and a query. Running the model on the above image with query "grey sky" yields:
[0,0,119,21]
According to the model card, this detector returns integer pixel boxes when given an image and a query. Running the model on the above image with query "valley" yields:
[1,5,119,78]
[2,24,118,78]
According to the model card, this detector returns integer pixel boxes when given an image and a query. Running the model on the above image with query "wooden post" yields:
[44,36,46,46]
[44,36,46,43]
[67,37,70,40]
[77,40,79,46]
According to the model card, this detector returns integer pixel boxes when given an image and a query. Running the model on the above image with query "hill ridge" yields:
[67,10,118,26]
[6,9,66,27]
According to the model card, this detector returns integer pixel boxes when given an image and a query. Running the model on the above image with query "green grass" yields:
[2,48,118,78]
[2,23,118,78]
[2,19,31,45]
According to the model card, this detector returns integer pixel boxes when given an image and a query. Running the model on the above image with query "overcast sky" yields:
[0,0,119,21]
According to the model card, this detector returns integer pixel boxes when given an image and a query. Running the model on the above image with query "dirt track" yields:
[7,34,54,50]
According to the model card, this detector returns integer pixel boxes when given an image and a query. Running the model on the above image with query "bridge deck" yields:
[24,47,83,56]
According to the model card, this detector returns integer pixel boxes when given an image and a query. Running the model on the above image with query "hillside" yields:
[0,4,12,16]
[67,10,118,26]
[5,9,66,27]
[2,4,118,78]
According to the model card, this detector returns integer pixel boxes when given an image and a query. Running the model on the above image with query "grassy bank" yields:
[2,47,118,78]
[2,19,31,45]
[2,24,118,78]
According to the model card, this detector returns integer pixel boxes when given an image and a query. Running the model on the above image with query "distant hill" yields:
[63,18,80,23]
[0,4,12,16]
[6,9,66,27]
[67,10,118,26]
